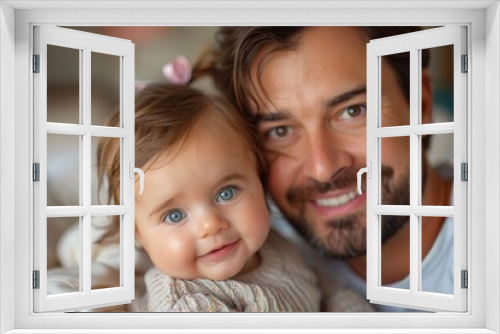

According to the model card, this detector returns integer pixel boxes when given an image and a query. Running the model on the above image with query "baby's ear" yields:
[134,227,144,249]
[134,238,144,250]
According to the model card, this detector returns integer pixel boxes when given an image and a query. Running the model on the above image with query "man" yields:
[212,26,454,312]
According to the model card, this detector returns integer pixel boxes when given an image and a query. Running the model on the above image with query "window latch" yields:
[129,162,144,195]
[357,162,371,195]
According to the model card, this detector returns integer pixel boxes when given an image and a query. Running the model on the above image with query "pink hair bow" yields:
[162,56,192,85]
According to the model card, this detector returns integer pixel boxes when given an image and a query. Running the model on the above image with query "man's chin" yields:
[310,232,368,260]
[287,214,368,259]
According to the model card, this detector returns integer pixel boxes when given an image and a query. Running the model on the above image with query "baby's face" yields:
[134,128,269,280]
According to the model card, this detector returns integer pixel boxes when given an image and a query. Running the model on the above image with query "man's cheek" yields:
[263,149,280,166]
[266,172,282,200]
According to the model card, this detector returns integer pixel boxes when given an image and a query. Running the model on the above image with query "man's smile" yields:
[307,187,366,217]
[314,188,361,207]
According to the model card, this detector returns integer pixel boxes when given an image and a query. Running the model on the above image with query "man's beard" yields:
[284,166,416,259]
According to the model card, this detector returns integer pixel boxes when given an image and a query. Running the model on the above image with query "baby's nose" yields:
[198,214,229,238]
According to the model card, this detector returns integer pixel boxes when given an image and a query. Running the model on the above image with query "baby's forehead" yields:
[149,121,253,168]
[190,110,255,149]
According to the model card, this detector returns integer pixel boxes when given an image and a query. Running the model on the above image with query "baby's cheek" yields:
[243,205,270,252]
[154,237,197,277]
[255,198,271,237]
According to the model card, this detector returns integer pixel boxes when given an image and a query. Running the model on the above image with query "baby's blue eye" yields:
[163,209,186,224]
[216,186,238,202]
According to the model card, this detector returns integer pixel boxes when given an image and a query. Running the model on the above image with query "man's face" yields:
[252,27,411,258]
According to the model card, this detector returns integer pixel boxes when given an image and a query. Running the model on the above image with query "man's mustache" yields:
[286,166,395,203]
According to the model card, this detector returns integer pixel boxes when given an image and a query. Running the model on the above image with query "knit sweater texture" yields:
[138,231,321,312]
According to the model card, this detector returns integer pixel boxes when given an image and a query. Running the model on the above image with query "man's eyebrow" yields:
[253,110,291,124]
[326,85,367,109]
[253,86,366,124]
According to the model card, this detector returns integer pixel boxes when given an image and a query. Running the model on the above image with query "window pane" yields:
[47,45,80,124]
[380,52,410,128]
[91,52,120,127]
[92,137,121,205]
[91,215,121,290]
[47,134,80,206]
[420,216,453,295]
[47,217,81,295]
[421,45,454,124]
[421,133,454,205]
[381,215,410,290]
[380,136,410,205]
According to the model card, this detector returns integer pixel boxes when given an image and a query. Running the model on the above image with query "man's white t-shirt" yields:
[325,217,454,312]
[270,192,454,312]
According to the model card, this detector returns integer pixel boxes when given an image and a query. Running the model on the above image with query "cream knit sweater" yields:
[138,231,320,312]
[136,231,372,313]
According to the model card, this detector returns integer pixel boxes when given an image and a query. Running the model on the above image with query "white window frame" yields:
[365,26,468,312]
[0,1,499,333]
[33,26,136,312]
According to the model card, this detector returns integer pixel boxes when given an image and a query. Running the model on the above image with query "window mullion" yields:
[374,123,454,138]
[122,50,135,293]
[413,122,454,135]
[81,47,92,295]
[372,205,455,217]
[372,126,411,137]
[78,47,85,293]
[416,48,424,292]
[34,30,49,305]
[46,123,130,138]
[453,26,468,307]
[409,47,419,295]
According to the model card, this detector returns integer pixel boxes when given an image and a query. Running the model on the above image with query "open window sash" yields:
[33,26,135,312]
[365,26,467,312]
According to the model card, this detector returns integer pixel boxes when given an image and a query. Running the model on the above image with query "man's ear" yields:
[421,69,433,124]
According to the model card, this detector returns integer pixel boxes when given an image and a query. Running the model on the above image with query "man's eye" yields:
[338,105,367,120]
[216,186,239,203]
[266,125,291,139]
[162,209,186,224]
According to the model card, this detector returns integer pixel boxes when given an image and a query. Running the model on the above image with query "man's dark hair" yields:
[212,27,430,130]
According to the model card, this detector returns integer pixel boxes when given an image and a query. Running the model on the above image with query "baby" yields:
[97,82,321,312]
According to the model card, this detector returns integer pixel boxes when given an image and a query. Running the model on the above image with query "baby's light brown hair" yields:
[97,83,266,244]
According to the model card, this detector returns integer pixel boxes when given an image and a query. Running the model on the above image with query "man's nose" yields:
[197,212,229,239]
[305,131,353,183]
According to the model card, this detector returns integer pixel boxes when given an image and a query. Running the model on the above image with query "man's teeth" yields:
[315,189,358,207]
